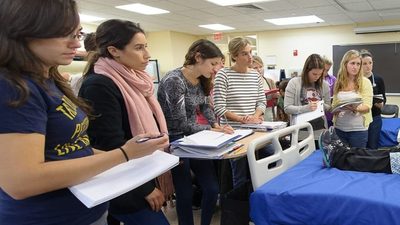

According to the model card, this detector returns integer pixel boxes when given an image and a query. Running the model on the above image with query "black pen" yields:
[136,134,165,143]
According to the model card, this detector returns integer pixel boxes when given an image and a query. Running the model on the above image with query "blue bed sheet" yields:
[379,118,400,147]
[250,150,400,225]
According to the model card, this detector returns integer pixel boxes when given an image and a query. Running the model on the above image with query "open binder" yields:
[170,129,253,159]
[69,150,179,208]
[172,130,252,149]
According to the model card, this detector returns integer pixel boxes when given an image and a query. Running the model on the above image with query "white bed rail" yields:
[247,123,316,189]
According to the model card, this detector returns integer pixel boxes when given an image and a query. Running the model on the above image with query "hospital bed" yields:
[247,123,400,225]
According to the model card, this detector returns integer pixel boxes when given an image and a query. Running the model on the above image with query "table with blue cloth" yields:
[250,150,400,225]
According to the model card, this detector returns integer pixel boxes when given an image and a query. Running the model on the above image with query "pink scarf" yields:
[94,57,174,198]
[94,57,168,136]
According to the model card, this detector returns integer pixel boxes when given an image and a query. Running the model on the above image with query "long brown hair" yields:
[301,54,325,90]
[0,0,90,113]
[183,39,223,96]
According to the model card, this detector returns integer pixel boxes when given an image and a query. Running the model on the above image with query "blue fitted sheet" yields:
[379,118,400,147]
[250,150,400,225]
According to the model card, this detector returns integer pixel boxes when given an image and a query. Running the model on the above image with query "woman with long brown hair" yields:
[0,1,168,225]
[79,19,172,225]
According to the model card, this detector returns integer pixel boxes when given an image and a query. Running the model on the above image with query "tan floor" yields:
[163,203,221,225]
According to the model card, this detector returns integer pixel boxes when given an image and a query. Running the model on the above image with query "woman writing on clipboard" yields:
[284,54,331,147]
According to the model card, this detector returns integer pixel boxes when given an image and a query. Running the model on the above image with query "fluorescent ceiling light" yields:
[116,3,169,15]
[207,0,275,6]
[79,14,105,22]
[199,24,235,31]
[265,15,324,25]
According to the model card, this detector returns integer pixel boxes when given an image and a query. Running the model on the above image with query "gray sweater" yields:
[157,68,216,140]
[284,77,331,127]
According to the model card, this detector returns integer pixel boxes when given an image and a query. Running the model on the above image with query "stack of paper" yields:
[171,142,244,159]
[170,130,252,159]
[240,121,287,132]
[69,150,179,208]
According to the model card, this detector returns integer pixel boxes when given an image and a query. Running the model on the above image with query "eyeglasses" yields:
[66,31,87,41]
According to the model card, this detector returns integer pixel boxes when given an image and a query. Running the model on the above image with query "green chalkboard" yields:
[333,43,400,94]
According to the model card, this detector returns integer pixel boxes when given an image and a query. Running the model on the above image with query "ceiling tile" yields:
[75,0,400,35]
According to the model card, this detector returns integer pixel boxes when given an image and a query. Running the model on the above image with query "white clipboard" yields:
[292,101,324,125]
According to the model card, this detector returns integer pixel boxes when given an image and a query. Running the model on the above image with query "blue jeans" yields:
[229,157,248,189]
[112,209,169,225]
[172,158,219,225]
[367,115,383,149]
[230,144,274,188]
[335,128,368,148]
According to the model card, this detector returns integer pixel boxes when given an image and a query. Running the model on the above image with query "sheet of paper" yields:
[232,129,254,141]
[292,101,324,125]
[177,130,240,149]
[69,150,179,208]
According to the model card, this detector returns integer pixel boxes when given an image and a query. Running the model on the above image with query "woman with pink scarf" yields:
[79,20,172,225]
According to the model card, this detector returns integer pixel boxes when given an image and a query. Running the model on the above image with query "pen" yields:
[136,134,164,143]
[227,143,244,155]
[223,114,230,127]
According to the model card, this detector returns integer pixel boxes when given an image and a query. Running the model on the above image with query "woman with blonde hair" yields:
[252,55,277,121]
[321,56,336,127]
[213,37,266,188]
[332,50,373,148]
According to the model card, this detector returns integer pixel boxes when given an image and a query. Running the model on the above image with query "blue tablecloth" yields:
[250,150,400,225]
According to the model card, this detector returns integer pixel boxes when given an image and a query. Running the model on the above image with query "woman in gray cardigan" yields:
[284,54,331,146]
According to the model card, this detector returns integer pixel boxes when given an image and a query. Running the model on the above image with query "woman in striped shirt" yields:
[213,37,266,188]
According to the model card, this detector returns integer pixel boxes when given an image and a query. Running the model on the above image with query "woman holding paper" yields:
[332,50,373,148]
[284,54,331,146]
[361,49,386,149]
[158,39,233,225]
[79,20,172,225]
[0,1,168,225]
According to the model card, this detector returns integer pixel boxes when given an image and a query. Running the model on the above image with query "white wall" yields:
[257,24,400,72]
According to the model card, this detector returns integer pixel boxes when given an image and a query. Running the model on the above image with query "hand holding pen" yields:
[120,133,169,160]
[221,114,234,134]
[212,123,234,134]
[136,133,166,143]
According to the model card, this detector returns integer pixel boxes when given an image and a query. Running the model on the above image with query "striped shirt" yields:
[213,68,266,126]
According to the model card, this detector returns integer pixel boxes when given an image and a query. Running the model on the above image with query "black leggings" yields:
[331,146,400,174]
